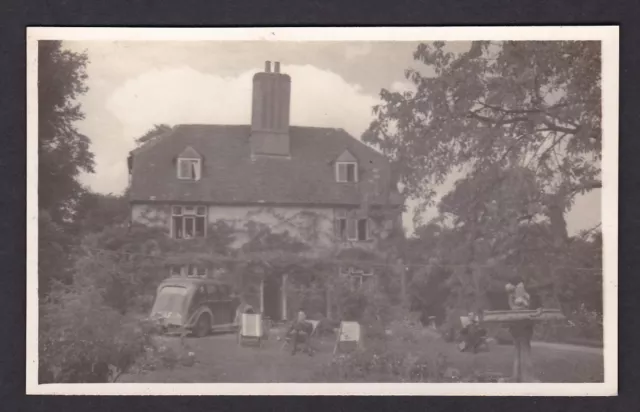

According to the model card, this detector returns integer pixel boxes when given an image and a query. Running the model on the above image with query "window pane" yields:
[179,159,192,179]
[172,206,182,216]
[346,218,356,240]
[339,219,347,239]
[184,217,195,238]
[337,163,347,182]
[357,219,368,241]
[346,164,356,182]
[195,216,205,237]
[172,216,183,238]
[196,206,206,216]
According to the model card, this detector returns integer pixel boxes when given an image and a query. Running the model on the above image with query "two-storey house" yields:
[128,61,404,321]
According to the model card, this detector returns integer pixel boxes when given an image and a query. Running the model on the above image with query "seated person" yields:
[459,314,488,353]
[286,310,314,356]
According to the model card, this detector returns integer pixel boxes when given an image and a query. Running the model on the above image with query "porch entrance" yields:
[262,275,283,322]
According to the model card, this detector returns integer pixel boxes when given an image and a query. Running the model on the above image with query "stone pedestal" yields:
[482,309,564,383]
[509,320,537,382]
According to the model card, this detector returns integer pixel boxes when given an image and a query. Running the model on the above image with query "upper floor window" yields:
[335,210,370,242]
[335,149,358,183]
[177,146,202,180]
[178,158,201,180]
[172,205,207,239]
[336,162,358,183]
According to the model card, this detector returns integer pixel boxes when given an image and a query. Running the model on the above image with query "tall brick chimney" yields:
[250,60,291,157]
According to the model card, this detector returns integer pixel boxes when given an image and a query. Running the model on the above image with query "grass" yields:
[120,326,603,383]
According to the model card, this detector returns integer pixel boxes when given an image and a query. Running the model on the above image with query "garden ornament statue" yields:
[481,281,564,382]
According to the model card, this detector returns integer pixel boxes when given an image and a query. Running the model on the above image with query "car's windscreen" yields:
[151,286,189,314]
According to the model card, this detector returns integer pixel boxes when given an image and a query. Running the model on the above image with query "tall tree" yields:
[39,40,94,223]
[364,41,601,247]
[38,41,94,293]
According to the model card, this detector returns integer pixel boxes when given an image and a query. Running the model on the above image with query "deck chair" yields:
[238,312,264,348]
[280,319,319,351]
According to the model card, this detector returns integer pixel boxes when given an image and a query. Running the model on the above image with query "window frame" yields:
[339,267,374,291]
[356,218,369,241]
[177,157,202,181]
[171,205,208,239]
[335,161,358,183]
[335,210,370,242]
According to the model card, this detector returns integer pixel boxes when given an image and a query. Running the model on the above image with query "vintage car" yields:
[149,276,240,337]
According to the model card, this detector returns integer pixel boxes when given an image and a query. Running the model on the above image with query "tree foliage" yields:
[364,41,603,322]
[38,41,95,292]
[364,41,601,243]
[135,124,172,146]
[38,41,94,222]
[74,192,130,235]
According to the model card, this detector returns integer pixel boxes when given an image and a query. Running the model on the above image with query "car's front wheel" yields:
[194,313,211,338]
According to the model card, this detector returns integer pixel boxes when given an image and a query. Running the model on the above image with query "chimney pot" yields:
[265,61,271,72]
[274,61,280,73]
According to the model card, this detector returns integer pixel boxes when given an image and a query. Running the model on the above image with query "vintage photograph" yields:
[27,27,618,395]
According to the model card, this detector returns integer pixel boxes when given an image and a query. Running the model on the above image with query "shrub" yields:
[314,336,454,383]
[39,285,162,383]
[535,305,603,345]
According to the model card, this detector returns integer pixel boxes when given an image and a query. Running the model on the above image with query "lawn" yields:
[121,326,603,383]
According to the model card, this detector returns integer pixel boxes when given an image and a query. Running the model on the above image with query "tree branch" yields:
[467,111,530,126]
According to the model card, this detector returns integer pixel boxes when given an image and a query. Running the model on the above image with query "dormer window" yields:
[336,162,358,183]
[178,158,201,180]
[177,146,202,181]
[335,150,358,183]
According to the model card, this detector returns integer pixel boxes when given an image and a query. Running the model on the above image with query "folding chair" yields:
[238,312,264,348]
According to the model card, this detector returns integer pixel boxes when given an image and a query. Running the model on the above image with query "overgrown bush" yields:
[39,285,162,383]
[535,304,603,345]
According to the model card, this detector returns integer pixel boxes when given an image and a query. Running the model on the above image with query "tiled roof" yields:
[129,124,404,207]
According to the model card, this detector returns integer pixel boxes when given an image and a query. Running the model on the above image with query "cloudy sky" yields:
[62,40,600,236]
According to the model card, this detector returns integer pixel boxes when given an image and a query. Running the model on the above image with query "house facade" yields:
[128,61,404,321]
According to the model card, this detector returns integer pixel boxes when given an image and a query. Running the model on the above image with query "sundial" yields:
[480,283,565,383]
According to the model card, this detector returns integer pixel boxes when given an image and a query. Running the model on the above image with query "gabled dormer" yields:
[177,146,202,181]
[335,149,358,183]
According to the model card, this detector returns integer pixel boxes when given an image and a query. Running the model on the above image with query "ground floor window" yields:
[169,264,209,278]
[339,267,374,290]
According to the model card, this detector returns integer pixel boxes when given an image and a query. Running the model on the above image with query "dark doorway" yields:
[263,276,282,321]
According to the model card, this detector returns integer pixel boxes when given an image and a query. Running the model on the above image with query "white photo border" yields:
[26,25,619,396]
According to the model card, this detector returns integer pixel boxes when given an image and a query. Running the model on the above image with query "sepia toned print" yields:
[26,27,618,396]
